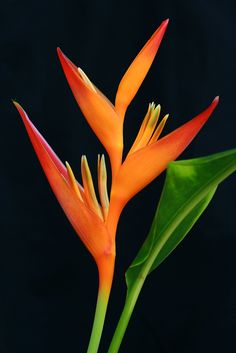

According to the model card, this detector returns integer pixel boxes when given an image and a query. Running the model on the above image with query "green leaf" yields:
[126,149,236,293]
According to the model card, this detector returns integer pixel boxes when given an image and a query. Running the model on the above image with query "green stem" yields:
[87,254,115,353]
[87,288,110,353]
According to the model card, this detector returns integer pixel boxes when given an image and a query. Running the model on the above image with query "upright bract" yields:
[115,19,169,119]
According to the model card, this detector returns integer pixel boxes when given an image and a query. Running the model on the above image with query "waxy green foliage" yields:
[126,149,236,293]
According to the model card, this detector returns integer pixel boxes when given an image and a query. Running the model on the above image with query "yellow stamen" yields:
[98,154,109,221]
[81,155,103,219]
[129,103,160,155]
[140,103,160,142]
[148,114,169,144]
[78,67,97,93]
[128,104,152,155]
[135,103,153,140]
[65,161,83,202]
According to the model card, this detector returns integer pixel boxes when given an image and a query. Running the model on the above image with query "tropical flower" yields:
[14,19,218,353]
[56,19,219,236]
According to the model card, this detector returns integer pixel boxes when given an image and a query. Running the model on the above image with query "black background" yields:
[1,1,236,352]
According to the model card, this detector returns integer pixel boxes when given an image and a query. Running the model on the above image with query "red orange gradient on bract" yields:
[14,19,219,298]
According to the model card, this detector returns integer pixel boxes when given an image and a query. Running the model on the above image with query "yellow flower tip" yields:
[149,113,169,144]
[100,155,107,181]
[12,99,19,106]
[81,156,86,169]
[12,100,25,114]
[77,67,97,93]
[144,103,159,134]
[98,154,110,221]
[81,155,103,220]
[128,102,162,155]
[81,155,92,186]
[149,103,161,125]
[156,103,161,112]
[65,161,83,202]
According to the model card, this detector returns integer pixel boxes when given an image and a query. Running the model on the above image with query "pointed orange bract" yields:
[115,19,169,119]
[57,48,123,176]
[14,102,114,264]
[107,97,219,234]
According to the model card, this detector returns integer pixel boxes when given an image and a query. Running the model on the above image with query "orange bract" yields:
[57,48,123,177]
[115,19,169,119]
[14,102,114,267]
[111,98,218,210]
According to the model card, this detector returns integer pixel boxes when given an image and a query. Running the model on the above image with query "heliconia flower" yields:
[13,102,115,295]
[15,19,219,353]
[57,19,169,176]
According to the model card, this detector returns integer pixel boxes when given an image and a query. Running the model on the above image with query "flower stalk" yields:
[87,253,115,353]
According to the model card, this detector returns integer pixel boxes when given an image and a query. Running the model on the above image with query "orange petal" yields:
[14,102,112,260]
[57,48,123,174]
[112,97,219,207]
[115,19,169,119]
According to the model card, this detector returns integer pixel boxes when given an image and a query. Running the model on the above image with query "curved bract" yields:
[14,102,115,293]
[110,97,219,211]
[57,48,123,177]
